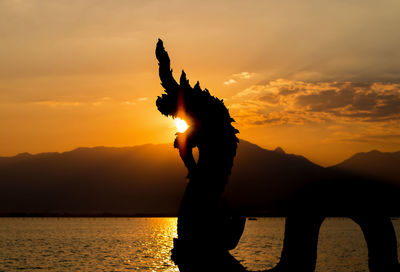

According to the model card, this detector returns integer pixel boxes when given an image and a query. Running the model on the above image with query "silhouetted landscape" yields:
[0,140,399,217]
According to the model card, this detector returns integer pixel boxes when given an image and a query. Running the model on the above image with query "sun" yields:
[175,118,189,133]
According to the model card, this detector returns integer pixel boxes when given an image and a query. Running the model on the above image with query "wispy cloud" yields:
[33,97,113,107]
[232,72,255,79]
[32,96,151,108]
[121,100,136,106]
[121,97,147,105]
[224,72,255,85]
[230,79,400,126]
[92,97,111,106]
[34,100,83,107]
[224,79,237,85]
[340,133,400,144]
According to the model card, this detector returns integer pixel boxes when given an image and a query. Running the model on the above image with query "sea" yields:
[0,217,399,272]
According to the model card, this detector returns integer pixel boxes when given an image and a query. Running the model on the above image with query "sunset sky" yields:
[1,0,400,165]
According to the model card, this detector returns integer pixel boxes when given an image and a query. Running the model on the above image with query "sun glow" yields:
[175,118,189,133]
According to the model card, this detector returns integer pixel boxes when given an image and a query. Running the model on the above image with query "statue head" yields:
[155,39,239,146]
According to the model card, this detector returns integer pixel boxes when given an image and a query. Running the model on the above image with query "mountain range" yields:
[0,140,399,216]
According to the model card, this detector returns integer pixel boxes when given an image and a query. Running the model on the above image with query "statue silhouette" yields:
[156,39,247,271]
[265,172,400,272]
[155,39,400,272]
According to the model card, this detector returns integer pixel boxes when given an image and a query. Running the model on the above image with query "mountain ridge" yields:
[332,149,400,184]
[0,140,399,216]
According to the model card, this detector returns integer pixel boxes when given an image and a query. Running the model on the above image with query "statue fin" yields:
[156,39,179,92]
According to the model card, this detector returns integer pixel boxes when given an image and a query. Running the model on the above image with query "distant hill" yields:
[0,144,187,216]
[332,150,400,185]
[0,140,398,216]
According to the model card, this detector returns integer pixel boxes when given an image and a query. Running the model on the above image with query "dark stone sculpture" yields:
[156,39,246,271]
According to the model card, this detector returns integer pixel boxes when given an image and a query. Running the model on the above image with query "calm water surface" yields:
[0,218,399,271]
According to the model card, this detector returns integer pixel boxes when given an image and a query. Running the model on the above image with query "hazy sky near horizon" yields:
[1,0,400,165]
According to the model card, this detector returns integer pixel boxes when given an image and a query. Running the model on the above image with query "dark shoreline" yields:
[1,213,399,218]
[0,212,284,218]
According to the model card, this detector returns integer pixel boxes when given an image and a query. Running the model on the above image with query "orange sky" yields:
[1,0,400,165]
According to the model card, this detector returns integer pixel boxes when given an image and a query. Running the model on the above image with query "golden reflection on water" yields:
[130,218,178,271]
[0,217,180,272]
[0,218,399,271]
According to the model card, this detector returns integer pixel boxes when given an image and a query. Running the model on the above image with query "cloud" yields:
[342,134,400,144]
[232,72,255,79]
[224,72,255,85]
[230,79,400,126]
[34,100,83,107]
[121,97,147,105]
[224,79,237,85]
[33,97,112,107]
[121,101,136,106]
[92,97,111,106]
[31,96,151,108]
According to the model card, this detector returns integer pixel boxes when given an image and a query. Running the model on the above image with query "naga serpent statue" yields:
[156,39,246,271]
[155,39,400,272]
